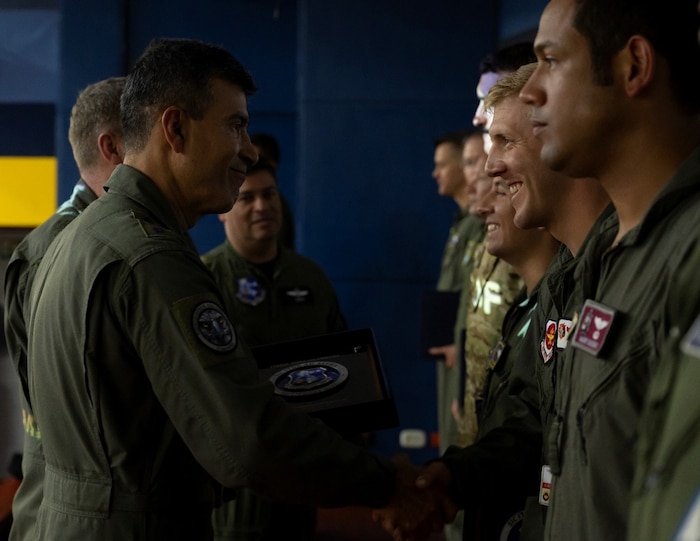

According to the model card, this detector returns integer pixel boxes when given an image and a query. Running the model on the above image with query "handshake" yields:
[372,454,458,541]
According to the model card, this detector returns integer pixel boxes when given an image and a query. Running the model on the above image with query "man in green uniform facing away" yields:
[24,38,456,541]
[202,156,346,540]
[3,76,126,541]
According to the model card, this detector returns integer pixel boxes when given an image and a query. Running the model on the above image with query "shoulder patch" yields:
[171,295,240,368]
[499,510,524,541]
[192,302,237,352]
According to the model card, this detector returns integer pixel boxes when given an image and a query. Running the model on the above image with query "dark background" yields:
[0,0,547,467]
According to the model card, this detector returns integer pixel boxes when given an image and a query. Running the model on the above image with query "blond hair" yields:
[483,62,536,112]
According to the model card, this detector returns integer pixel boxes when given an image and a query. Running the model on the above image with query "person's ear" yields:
[621,35,655,97]
[162,106,187,152]
[96,131,122,165]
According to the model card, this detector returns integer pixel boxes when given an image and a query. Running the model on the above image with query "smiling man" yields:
[202,156,347,540]
[24,38,450,540]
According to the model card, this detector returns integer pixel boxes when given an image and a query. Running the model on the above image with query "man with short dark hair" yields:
[203,156,346,541]
[25,38,452,540]
[519,0,700,538]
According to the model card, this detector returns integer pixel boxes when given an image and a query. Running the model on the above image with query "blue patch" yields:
[236,277,266,306]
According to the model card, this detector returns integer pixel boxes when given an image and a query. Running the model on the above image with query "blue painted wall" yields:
[2,0,550,465]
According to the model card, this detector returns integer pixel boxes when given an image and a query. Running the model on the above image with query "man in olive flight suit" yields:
[202,156,346,348]
[518,1,700,539]
[24,38,452,540]
[202,156,346,541]
[3,76,125,541]
[627,6,700,540]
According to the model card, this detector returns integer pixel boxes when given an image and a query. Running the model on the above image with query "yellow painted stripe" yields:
[0,156,57,227]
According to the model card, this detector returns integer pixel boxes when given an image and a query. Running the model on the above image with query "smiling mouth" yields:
[486,223,499,232]
[509,183,523,196]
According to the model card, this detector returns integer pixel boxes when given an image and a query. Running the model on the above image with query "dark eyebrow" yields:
[229,112,249,126]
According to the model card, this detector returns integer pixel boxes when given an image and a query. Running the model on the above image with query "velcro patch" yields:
[172,295,237,368]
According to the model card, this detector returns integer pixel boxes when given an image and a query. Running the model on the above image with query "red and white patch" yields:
[557,318,573,349]
[540,320,556,363]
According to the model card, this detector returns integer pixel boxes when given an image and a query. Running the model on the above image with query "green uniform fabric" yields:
[3,180,98,541]
[511,206,615,541]
[201,242,346,347]
[436,211,485,541]
[544,147,700,541]
[201,242,346,541]
[628,239,700,541]
[25,165,394,540]
[459,283,541,541]
[436,210,484,292]
[436,211,485,455]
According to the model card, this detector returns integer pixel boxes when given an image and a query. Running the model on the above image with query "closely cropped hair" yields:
[572,0,700,113]
[434,129,476,152]
[68,76,125,172]
[121,38,257,153]
[484,62,537,112]
[250,133,281,166]
[245,155,277,183]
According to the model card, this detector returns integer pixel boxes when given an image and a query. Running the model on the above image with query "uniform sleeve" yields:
[3,256,31,402]
[115,250,395,508]
[441,320,542,509]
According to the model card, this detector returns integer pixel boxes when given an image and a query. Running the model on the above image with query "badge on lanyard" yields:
[571,299,616,356]
[557,318,574,349]
[488,339,506,370]
[540,320,556,363]
[681,313,700,358]
[539,465,552,506]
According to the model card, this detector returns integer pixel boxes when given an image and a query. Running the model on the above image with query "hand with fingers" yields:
[372,454,457,541]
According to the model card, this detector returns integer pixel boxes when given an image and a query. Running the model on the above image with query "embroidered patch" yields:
[236,277,266,306]
[571,299,616,356]
[192,302,236,352]
[540,320,556,363]
[681,313,700,358]
[557,318,574,349]
[499,509,524,541]
[281,286,312,305]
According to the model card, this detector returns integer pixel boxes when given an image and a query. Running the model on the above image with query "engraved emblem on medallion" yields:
[269,361,348,398]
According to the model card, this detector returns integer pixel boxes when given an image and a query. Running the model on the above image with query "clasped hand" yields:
[372,454,457,541]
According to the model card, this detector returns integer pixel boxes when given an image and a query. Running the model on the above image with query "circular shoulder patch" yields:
[499,510,524,541]
[192,302,237,352]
